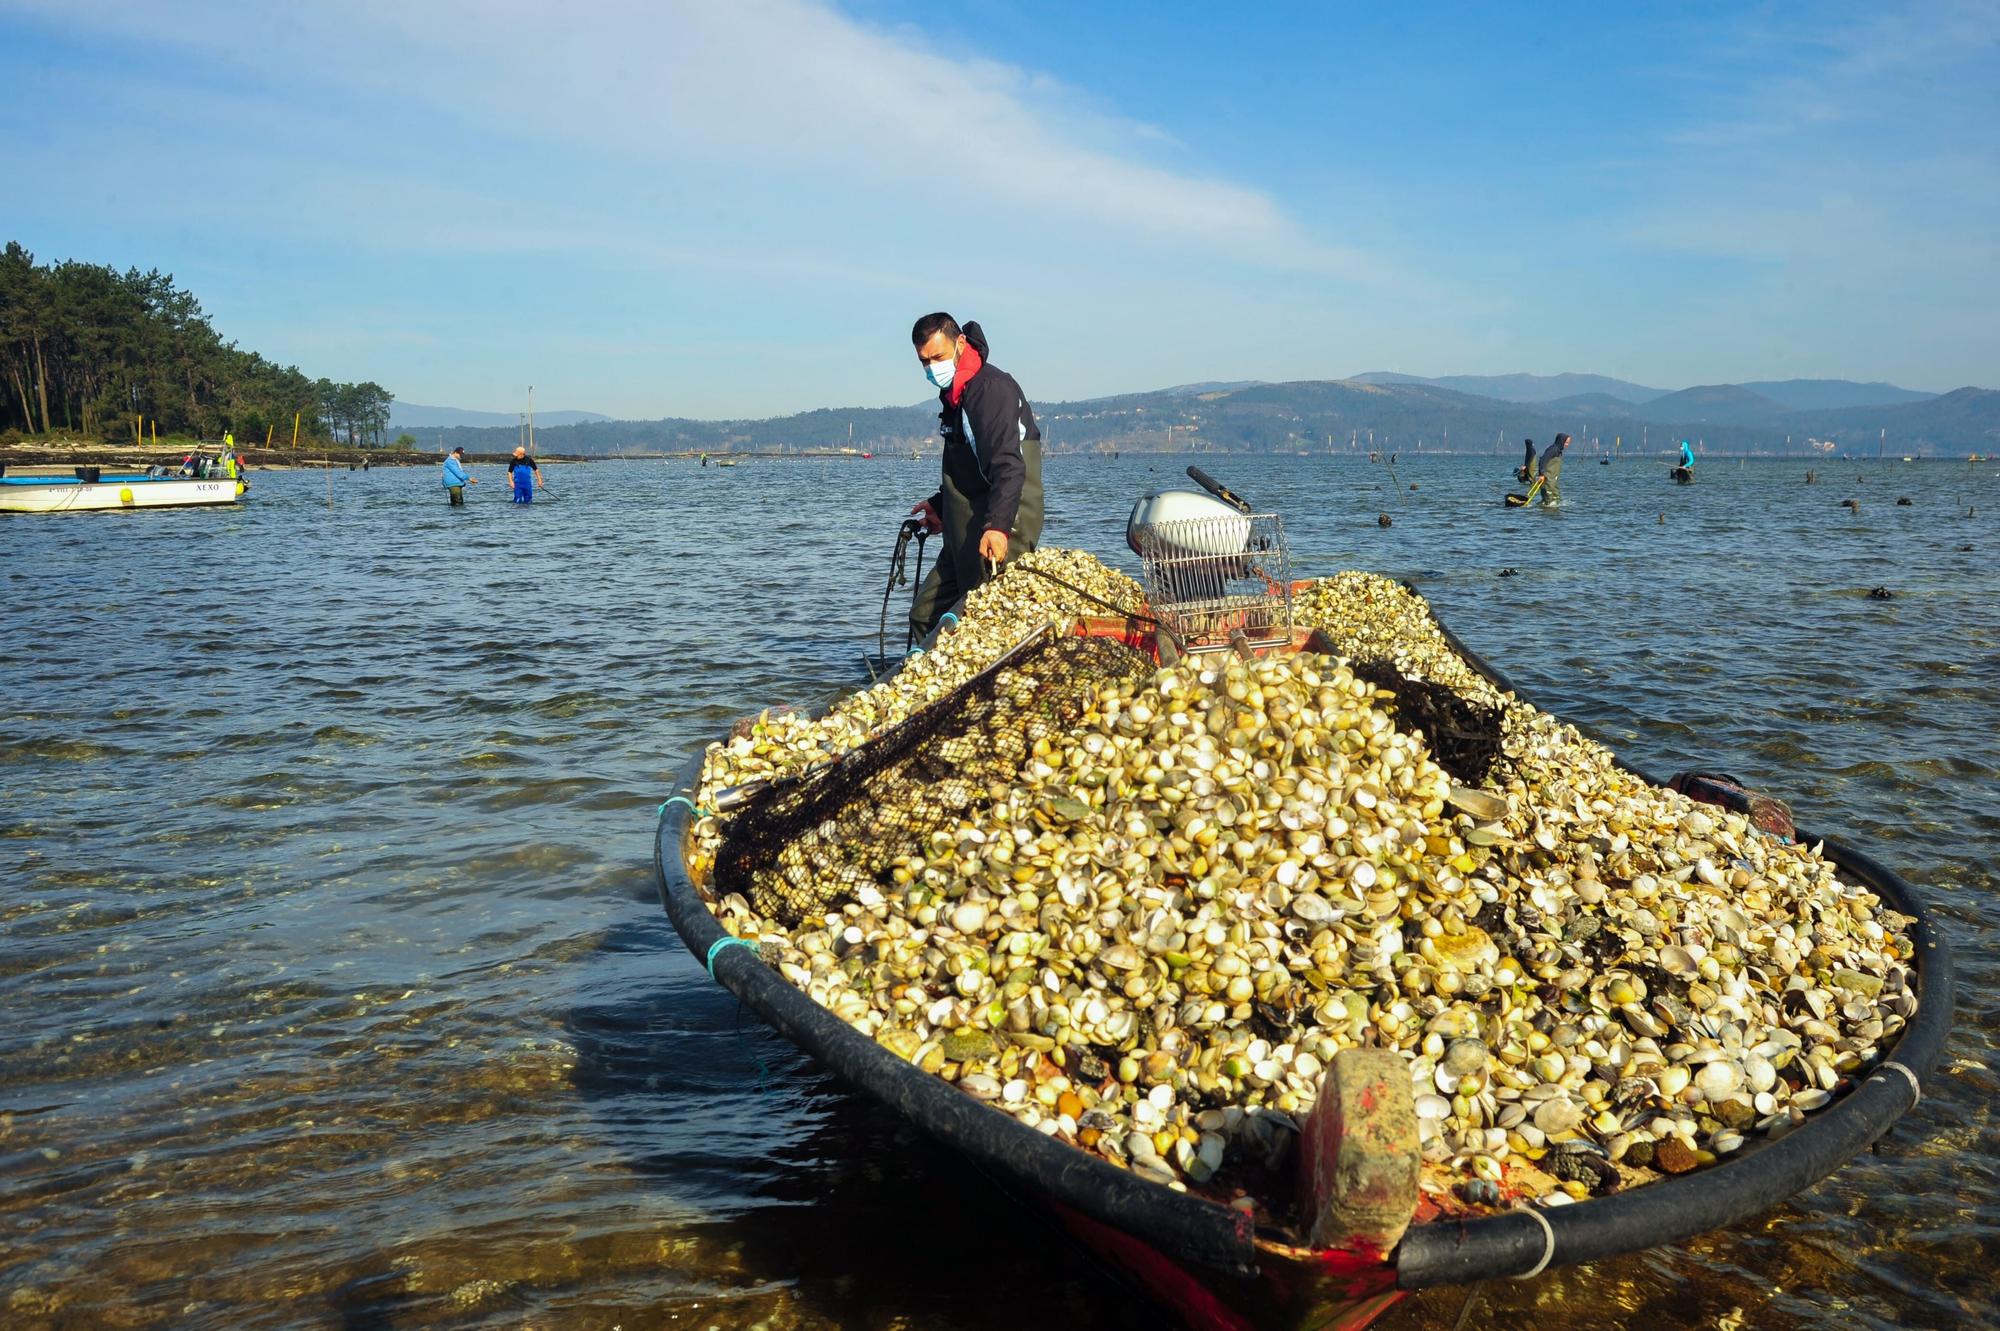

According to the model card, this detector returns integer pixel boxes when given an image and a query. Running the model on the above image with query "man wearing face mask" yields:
[905,312,1045,644]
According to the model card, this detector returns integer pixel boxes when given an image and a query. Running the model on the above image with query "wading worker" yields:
[442,445,476,506]
[905,313,1044,643]
[506,445,542,504]
[1515,438,1536,483]
[1532,432,1569,506]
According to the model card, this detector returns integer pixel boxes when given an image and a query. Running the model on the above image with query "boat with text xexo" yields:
[0,464,246,513]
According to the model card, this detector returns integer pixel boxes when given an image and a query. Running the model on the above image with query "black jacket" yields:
[928,322,1039,535]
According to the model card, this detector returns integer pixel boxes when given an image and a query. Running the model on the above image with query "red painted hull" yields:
[1052,1202,1407,1331]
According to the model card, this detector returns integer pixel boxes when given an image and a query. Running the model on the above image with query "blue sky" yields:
[2,0,1994,418]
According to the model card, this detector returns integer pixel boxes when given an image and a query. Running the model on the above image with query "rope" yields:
[1511,1203,1557,1279]
[659,795,708,822]
[1877,1060,1923,1107]
[1018,564,1155,624]
[704,935,762,978]
[878,519,929,661]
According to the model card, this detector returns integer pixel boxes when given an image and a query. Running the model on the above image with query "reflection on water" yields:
[2,455,1994,1329]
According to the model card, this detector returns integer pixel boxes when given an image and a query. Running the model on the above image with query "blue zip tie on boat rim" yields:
[705,935,762,978]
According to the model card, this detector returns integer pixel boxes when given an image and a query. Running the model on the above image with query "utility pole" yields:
[528,385,536,456]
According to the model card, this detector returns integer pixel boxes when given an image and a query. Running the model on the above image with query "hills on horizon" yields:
[1351,370,1939,414]
[389,402,610,431]
[404,372,1996,457]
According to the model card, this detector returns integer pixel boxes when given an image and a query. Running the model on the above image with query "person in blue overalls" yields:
[506,446,542,503]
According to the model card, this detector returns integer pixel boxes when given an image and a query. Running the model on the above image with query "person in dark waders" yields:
[905,313,1044,645]
[1531,432,1569,506]
[506,446,542,503]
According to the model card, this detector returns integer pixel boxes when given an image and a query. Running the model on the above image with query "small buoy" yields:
[1498,567,1519,578]
[1868,586,1895,600]
[1409,483,1419,491]
[119,486,135,505]
[1896,497,1913,506]
[1842,499,1860,511]
[1959,544,1974,552]
[1377,513,1392,528]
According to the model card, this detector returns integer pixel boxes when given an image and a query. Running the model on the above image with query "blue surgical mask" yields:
[925,357,957,390]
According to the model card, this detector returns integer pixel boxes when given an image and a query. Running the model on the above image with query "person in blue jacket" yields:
[1679,439,1697,473]
[506,446,542,503]
[441,446,477,506]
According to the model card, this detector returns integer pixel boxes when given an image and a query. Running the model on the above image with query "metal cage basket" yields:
[1132,511,1292,650]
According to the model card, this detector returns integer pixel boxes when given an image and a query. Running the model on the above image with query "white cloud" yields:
[7,0,1373,275]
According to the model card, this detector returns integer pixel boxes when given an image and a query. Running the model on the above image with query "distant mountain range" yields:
[400,374,1996,457]
[389,402,611,430]
[1352,370,1669,405]
[1351,372,1938,415]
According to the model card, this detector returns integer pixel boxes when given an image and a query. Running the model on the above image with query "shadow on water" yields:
[562,918,1159,1330]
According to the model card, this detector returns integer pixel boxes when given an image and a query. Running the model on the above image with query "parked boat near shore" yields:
[652,559,1952,1331]
[0,467,246,513]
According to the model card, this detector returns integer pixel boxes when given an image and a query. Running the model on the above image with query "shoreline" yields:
[0,439,592,469]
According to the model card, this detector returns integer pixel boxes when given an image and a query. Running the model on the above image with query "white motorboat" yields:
[0,467,246,514]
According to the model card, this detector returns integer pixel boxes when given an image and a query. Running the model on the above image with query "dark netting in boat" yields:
[1345,653,1503,785]
[713,632,1158,926]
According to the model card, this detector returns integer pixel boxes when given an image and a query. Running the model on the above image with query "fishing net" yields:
[1345,654,1504,785]
[713,631,1159,926]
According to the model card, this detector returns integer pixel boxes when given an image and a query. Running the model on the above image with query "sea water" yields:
[2,454,1995,1329]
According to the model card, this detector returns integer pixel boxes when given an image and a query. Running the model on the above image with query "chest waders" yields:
[513,468,534,503]
[1537,455,1563,506]
[907,437,1044,645]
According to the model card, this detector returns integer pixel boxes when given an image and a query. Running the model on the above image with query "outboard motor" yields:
[1126,468,1292,655]
[1127,466,1257,601]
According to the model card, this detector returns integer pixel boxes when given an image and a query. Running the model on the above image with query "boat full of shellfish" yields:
[653,528,1952,1331]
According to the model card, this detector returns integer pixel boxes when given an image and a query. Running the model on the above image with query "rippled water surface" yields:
[3,454,1995,1330]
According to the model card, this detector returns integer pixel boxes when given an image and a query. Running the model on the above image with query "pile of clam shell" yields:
[702,547,1145,797]
[688,552,1916,1214]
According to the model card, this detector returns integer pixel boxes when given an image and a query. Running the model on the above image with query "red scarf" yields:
[945,341,983,407]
